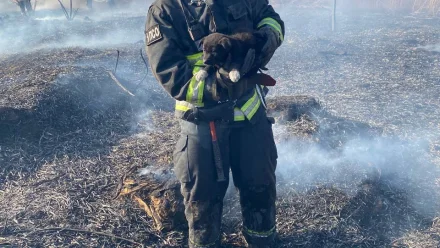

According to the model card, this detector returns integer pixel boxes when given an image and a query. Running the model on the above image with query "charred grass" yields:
[0,8,440,248]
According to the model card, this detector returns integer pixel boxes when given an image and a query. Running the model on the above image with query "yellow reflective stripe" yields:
[241,90,257,113]
[186,80,196,103]
[175,100,203,113]
[194,59,204,67]
[197,81,204,105]
[177,88,261,122]
[240,89,261,120]
[234,108,245,121]
[186,65,205,105]
[243,225,276,238]
[185,53,205,106]
[234,116,245,121]
[246,99,261,119]
[175,103,191,112]
[186,52,203,63]
[176,103,258,121]
[257,17,284,42]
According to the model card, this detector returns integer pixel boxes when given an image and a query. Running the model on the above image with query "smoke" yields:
[276,132,435,186]
[0,1,16,12]
[418,43,440,52]
[0,19,144,55]
[0,0,84,12]
[0,0,150,54]
[268,4,440,217]
[0,0,151,12]
[274,117,440,214]
[132,109,155,135]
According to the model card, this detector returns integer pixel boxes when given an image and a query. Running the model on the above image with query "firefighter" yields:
[14,0,33,16]
[145,0,284,247]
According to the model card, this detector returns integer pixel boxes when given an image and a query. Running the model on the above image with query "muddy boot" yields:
[245,233,278,248]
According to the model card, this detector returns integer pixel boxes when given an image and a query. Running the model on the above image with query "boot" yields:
[24,0,33,14]
[18,1,26,15]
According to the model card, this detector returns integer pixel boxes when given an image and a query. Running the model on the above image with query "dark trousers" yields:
[173,109,278,247]
[17,0,32,15]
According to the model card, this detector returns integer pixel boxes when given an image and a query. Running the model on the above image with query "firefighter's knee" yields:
[241,185,276,208]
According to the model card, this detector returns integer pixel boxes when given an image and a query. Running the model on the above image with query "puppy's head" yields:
[201,33,232,66]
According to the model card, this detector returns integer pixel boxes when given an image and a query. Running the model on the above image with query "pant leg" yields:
[230,112,278,247]
[108,0,115,8]
[24,0,33,13]
[173,120,230,247]
[17,1,26,15]
[87,0,93,10]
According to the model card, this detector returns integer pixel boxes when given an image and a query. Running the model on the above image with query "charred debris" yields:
[1,4,440,248]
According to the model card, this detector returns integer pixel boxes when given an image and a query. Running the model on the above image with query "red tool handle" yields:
[209,121,217,141]
[209,121,225,182]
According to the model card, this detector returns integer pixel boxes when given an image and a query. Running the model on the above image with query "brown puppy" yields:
[195,32,264,84]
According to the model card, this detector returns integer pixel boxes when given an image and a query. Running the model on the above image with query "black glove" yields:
[254,26,282,68]
[216,67,234,90]
[216,48,256,87]
[240,48,256,76]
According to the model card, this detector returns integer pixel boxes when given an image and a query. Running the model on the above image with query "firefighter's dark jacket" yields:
[145,0,284,112]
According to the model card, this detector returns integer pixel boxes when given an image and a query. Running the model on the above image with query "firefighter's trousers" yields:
[173,108,278,248]
[17,0,32,15]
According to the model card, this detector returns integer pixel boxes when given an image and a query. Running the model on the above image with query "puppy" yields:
[195,32,264,84]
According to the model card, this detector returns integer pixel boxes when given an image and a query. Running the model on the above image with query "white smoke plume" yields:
[418,43,440,52]
[274,118,440,215]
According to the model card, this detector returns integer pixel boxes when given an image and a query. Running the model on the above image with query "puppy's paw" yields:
[195,70,208,82]
[229,70,241,83]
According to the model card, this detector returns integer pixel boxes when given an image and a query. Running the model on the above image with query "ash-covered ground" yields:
[1,3,440,248]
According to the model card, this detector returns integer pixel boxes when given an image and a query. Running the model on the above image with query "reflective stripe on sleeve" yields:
[177,54,262,122]
[257,17,284,42]
[176,93,260,122]
[186,52,203,63]
[234,108,245,121]
[240,89,261,120]
[175,101,192,112]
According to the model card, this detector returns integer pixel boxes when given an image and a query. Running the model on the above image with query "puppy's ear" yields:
[219,37,232,50]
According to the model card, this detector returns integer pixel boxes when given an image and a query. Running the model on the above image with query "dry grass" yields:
[371,0,440,14]
[272,0,440,15]
[1,8,440,248]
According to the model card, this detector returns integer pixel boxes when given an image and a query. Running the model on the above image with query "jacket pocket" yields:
[173,135,192,183]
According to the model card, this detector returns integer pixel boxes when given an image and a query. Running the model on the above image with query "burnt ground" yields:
[1,5,440,248]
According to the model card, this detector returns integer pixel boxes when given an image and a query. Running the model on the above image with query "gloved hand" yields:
[240,48,256,76]
[216,66,234,90]
[254,26,282,68]
[216,48,256,87]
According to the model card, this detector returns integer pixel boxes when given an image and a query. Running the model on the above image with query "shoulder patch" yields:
[146,24,163,46]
